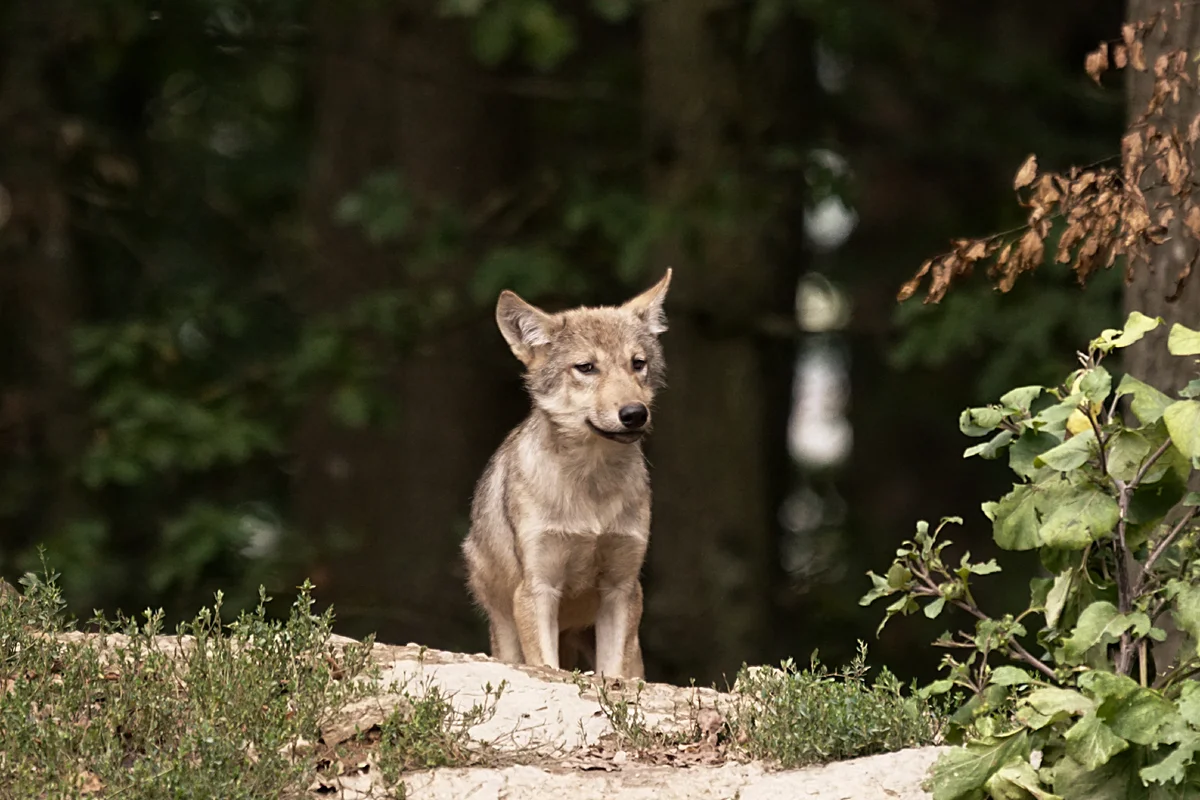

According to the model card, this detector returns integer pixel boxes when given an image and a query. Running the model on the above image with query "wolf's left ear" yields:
[622,268,672,336]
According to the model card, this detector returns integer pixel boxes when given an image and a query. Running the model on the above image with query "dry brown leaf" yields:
[1155,53,1171,78]
[963,240,989,261]
[1131,38,1147,71]
[1114,45,1128,69]
[1125,201,1152,235]
[1014,154,1038,190]
[1123,131,1144,172]
[76,772,104,795]
[1086,43,1109,84]
[1123,23,1137,47]
[1170,252,1197,300]
[1058,222,1087,262]
[1185,204,1200,239]
[1166,144,1184,189]
[897,258,933,302]
[1187,114,1200,146]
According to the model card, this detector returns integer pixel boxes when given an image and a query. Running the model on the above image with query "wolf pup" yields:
[462,269,672,679]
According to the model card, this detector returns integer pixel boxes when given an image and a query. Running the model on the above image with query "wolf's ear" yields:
[622,268,672,336]
[496,290,555,365]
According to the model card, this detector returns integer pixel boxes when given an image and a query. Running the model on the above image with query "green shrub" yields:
[730,642,949,768]
[863,311,1200,799]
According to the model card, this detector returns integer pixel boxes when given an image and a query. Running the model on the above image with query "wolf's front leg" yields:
[514,580,562,669]
[594,583,641,677]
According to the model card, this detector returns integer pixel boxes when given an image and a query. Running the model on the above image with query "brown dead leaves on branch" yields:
[900,8,1200,304]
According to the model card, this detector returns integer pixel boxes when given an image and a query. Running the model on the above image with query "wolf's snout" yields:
[618,403,649,430]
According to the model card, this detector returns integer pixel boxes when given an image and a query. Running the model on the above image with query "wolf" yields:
[462,269,672,679]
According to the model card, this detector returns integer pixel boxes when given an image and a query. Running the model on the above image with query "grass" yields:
[727,641,950,768]
[1,561,947,798]
[373,677,505,784]
[580,641,947,770]
[0,560,507,800]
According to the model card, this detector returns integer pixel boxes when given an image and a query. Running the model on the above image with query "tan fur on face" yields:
[462,270,671,678]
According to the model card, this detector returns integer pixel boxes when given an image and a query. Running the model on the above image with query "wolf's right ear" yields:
[496,291,555,365]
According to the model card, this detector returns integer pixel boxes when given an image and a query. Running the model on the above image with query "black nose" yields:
[618,403,648,429]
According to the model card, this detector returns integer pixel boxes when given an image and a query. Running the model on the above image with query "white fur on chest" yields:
[515,434,647,538]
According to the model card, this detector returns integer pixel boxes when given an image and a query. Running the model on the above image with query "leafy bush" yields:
[863,311,1200,799]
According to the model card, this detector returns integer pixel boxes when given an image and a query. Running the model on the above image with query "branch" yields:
[1135,507,1199,594]
[911,563,1057,682]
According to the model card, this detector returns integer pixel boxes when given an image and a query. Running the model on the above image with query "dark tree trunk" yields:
[297,0,522,650]
[640,1,808,684]
[0,3,87,576]
[1122,0,1200,675]
[1123,1,1200,393]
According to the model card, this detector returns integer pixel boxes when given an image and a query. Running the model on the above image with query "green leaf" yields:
[1064,711,1129,771]
[1034,395,1085,437]
[1035,429,1097,471]
[1181,378,1200,399]
[1174,683,1200,731]
[1000,385,1045,414]
[964,429,1015,459]
[990,666,1034,686]
[1044,571,1073,628]
[1049,752,1142,800]
[1025,687,1094,718]
[1105,430,1152,483]
[590,0,634,22]
[1168,322,1200,356]
[520,0,576,72]
[1010,430,1063,480]
[986,757,1063,800]
[1062,601,1120,659]
[1092,311,1161,352]
[1127,470,1188,527]
[473,5,518,66]
[961,406,1006,436]
[1079,367,1112,406]
[330,384,370,429]
[990,484,1043,551]
[1104,686,1177,745]
[1140,733,1200,786]
[929,732,1029,800]
[1171,582,1200,659]
[919,678,956,698]
[1040,486,1119,550]
[1116,373,1174,425]
[1163,400,1200,459]
[924,596,947,619]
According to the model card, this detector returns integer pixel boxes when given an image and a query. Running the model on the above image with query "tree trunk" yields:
[1123,1,1200,392]
[297,1,521,650]
[641,1,804,684]
[1122,0,1200,677]
[0,3,87,576]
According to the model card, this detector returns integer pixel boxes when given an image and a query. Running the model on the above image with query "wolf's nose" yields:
[618,404,648,429]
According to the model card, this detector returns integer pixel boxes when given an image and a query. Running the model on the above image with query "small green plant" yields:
[374,678,505,784]
[863,310,1200,798]
[729,641,948,768]
[0,564,377,800]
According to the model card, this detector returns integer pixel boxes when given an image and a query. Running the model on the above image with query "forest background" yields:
[5,0,1187,687]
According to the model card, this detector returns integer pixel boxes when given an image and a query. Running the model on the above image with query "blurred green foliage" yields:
[2,0,1126,656]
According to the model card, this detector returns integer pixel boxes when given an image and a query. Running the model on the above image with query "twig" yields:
[911,565,1057,681]
[1136,507,1199,594]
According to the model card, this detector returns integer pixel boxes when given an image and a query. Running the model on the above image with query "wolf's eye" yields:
[631,357,647,372]
[574,362,595,374]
